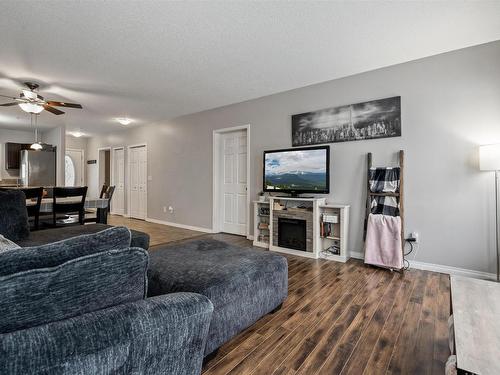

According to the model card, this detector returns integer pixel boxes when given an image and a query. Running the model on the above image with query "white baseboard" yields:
[247,235,254,241]
[350,251,364,260]
[145,217,214,234]
[349,251,496,281]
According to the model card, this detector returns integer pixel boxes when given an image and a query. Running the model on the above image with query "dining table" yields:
[28,197,110,224]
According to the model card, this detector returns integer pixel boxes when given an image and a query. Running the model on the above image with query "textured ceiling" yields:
[0,1,499,136]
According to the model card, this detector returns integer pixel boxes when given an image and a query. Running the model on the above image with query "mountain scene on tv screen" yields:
[265,149,327,191]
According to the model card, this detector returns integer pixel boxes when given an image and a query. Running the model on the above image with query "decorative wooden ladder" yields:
[364,150,405,271]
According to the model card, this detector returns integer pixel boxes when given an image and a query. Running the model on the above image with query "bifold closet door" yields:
[112,148,125,215]
[128,146,147,219]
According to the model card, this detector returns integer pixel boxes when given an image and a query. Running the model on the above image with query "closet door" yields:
[128,146,147,220]
[112,148,125,215]
[138,146,147,219]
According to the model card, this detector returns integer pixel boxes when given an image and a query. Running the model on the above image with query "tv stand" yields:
[253,197,350,262]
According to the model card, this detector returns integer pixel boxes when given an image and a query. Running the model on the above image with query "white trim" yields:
[128,142,148,149]
[270,245,318,259]
[111,146,126,215]
[350,251,364,260]
[212,124,251,237]
[247,235,254,241]
[350,251,496,281]
[146,217,214,234]
[127,143,148,219]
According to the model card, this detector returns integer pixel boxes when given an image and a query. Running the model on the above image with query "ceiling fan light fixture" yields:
[22,90,38,100]
[116,117,132,125]
[19,102,44,114]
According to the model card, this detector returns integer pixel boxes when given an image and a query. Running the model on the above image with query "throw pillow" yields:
[0,247,148,334]
[0,226,132,277]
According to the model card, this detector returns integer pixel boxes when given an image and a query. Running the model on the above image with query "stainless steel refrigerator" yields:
[20,149,56,187]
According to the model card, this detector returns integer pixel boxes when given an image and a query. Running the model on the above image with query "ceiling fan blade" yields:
[0,102,19,106]
[46,101,82,109]
[43,104,65,115]
[0,94,18,99]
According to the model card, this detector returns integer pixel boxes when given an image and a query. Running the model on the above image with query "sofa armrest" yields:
[0,293,213,375]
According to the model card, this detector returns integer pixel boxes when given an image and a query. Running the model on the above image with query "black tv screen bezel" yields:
[263,145,330,195]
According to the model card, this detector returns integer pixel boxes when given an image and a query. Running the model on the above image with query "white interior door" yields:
[219,130,247,235]
[128,145,147,219]
[65,149,84,187]
[138,146,147,218]
[112,148,125,215]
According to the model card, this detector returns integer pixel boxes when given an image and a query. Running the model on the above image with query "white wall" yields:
[87,41,500,274]
[66,135,88,152]
[0,128,36,180]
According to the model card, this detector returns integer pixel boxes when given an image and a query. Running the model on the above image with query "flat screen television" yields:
[263,145,330,195]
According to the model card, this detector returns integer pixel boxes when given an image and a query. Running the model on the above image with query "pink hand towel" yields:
[365,214,403,269]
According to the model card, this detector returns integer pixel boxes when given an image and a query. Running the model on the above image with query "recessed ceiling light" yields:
[116,117,132,125]
[72,131,84,138]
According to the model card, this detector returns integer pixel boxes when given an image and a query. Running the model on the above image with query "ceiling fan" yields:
[0,82,83,115]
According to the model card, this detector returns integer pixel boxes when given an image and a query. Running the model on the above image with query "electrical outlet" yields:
[163,206,167,213]
[168,206,174,213]
[407,232,419,243]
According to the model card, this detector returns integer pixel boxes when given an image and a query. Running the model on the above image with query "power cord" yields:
[403,238,418,270]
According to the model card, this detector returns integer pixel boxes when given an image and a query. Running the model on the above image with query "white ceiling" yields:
[0,1,499,136]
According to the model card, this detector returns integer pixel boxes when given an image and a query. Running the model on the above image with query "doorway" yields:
[128,144,147,220]
[213,125,250,237]
[98,148,111,191]
[65,148,85,187]
[112,147,125,215]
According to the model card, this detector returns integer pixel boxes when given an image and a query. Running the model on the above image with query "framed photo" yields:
[292,96,401,146]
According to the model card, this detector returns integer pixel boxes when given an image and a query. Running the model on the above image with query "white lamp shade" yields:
[18,102,44,114]
[479,144,500,171]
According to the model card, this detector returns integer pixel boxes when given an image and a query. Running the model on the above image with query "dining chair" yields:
[51,186,88,226]
[22,187,44,230]
[0,187,44,230]
[85,185,115,224]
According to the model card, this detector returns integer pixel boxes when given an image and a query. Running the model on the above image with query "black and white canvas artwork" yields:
[291,96,401,146]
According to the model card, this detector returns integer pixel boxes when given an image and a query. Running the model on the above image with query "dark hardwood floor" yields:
[201,233,450,375]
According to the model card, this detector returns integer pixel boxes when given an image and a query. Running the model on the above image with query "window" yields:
[65,155,76,186]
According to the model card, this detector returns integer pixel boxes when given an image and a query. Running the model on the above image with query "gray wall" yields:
[87,41,500,273]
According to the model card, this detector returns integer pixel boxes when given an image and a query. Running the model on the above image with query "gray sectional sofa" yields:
[0,226,213,375]
[17,222,150,249]
[0,190,289,374]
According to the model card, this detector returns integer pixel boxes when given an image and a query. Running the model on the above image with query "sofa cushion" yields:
[0,247,148,334]
[147,239,288,355]
[16,223,150,250]
[0,190,29,241]
[0,226,131,277]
